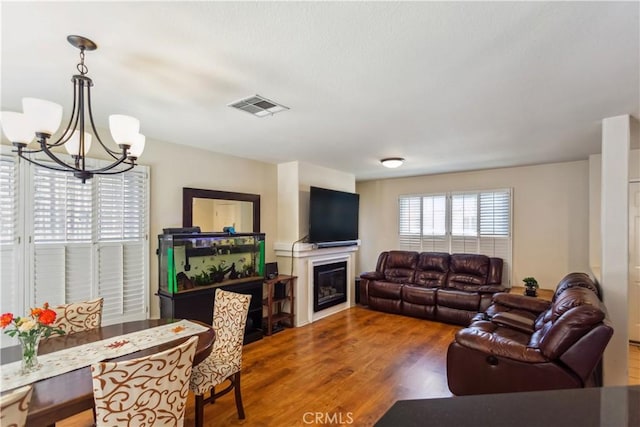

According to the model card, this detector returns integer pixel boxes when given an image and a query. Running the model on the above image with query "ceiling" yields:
[1,2,638,181]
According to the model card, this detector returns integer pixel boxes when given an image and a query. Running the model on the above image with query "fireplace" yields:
[313,261,347,312]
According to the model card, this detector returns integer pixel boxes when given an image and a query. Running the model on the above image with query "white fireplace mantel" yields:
[274,241,359,326]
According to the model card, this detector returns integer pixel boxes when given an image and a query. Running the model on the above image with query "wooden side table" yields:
[263,274,296,336]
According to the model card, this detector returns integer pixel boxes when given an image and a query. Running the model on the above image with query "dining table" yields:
[0,318,215,427]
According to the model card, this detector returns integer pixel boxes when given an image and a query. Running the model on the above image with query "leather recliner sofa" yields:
[359,251,504,326]
[446,272,612,395]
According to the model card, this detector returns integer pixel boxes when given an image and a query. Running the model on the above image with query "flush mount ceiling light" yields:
[0,35,145,183]
[228,94,289,117]
[380,157,405,168]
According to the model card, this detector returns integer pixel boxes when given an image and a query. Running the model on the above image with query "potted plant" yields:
[523,277,539,297]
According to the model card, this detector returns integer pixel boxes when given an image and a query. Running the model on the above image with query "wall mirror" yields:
[183,187,260,233]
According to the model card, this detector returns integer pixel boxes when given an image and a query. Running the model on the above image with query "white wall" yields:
[589,148,639,270]
[356,160,590,290]
[275,161,357,325]
[141,138,278,318]
[600,115,632,386]
[277,161,356,244]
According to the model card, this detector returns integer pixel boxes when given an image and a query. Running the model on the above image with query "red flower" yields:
[0,313,14,328]
[31,307,42,317]
[38,309,57,326]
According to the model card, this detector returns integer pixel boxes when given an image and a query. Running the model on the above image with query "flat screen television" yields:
[308,186,359,246]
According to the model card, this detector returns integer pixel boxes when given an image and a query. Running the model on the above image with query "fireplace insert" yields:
[313,261,347,312]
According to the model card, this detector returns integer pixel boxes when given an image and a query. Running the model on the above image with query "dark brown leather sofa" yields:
[359,251,504,326]
[446,272,612,395]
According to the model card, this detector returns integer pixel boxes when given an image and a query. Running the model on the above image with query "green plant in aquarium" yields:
[241,263,252,278]
[210,261,232,283]
[193,271,211,286]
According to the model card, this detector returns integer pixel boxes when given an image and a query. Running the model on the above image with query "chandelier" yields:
[0,35,145,182]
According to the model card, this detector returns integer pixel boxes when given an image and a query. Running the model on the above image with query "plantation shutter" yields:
[97,170,148,323]
[32,164,93,307]
[0,153,21,316]
[479,190,512,284]
[450,193,478,253]
[396,188,512,285]
[398,196,422,250]
[421,195,448,252]
[0,154,149,347]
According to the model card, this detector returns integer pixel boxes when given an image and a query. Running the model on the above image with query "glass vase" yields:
[19,334,41,374]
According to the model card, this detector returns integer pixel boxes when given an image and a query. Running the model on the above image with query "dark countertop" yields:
[376,386,639,427]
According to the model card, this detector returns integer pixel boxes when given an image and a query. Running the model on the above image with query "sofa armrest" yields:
[493,293,551,313]
[360,271,383,281]
[492,312,535,334]
[476,285,507,294]
[455,325,546,363]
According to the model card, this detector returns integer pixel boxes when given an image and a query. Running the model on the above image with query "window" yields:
[398,189,512,284]
[0,150,149,346]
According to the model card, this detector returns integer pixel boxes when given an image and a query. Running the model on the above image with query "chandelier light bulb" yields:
[128,133,146,158]
[65,130,93,157]
[109,114,140,146]
[0,111,35,144]
[22,98,63,136]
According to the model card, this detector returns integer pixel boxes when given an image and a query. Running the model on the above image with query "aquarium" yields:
[158,231,265,294]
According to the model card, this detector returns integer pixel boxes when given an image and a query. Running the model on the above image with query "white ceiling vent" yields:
[228,94,289,117]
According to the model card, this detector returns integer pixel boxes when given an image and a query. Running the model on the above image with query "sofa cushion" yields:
[413,252,450,288]
[530,287,607,359]
[402,289,437,319]
[369,297,402,314]
[383,251,418,284]
[436,306,477,326]
[454,320,546,363]
[446,254,489,290]
[368,281,402,299]
[403,285,437,305]
[437,289,480,311]
[491,312,536,334]
[535,304,606,359]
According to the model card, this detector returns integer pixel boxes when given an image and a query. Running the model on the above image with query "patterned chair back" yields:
[211,289,251,367]
[91,335,198,427]
[51,297,103,334]
[0,385,32,427]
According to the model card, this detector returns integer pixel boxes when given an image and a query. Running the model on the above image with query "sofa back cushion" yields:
[553,272,601,301]
[530,287,607,359]
[414,252,450,288]
[487,257,504,286]
[375,251,389,274]
[383,251,418,284]
[446,254,490,290]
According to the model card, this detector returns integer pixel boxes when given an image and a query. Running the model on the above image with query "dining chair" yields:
[91,335,198,427]
[0,385,33,427]
[51,297,104,334]
[189,289,251,427]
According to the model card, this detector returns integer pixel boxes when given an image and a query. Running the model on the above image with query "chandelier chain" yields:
[77,49,88,75]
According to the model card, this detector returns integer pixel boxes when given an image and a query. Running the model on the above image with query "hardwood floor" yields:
[59,306,458,427]
[57,306,640,426]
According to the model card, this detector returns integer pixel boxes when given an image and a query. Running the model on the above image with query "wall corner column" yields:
[601,114,630,386]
